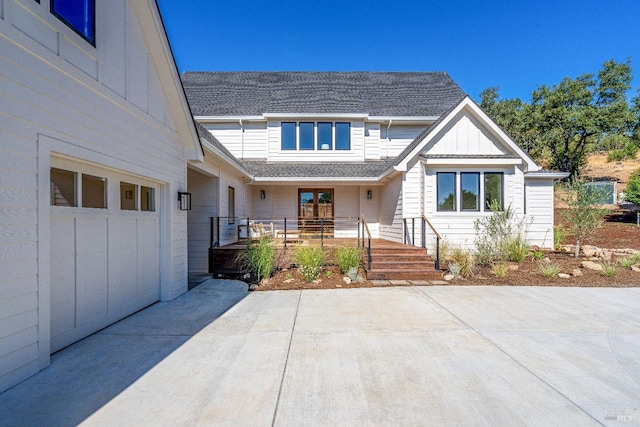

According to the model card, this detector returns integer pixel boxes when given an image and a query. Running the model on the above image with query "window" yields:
[317,122,332,150]
[436,171,504,213]
[335,122,350,150]
[51,0,95,45]
[82,174,106,208]
[141,186,155,212]
[485,173,503,210]
[437,172,456,211]
[120,182,137,211]
[280,122,350,151]
[281,122,296,150]
[461,173,480,211]
[299,122,314,150]
[50,168,77,207]
[228,186,235,224]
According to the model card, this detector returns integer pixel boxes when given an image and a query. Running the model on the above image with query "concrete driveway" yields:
[1,281,639,426]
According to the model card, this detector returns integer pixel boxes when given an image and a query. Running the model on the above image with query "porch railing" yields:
[209,216,360,249]
[403,216,442,270]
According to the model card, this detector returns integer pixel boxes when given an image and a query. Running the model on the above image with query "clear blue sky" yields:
[157,0,640,102]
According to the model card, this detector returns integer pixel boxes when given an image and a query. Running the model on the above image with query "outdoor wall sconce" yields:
[367,189,373,200]
[260,189,266,199]
[178,192,191,210]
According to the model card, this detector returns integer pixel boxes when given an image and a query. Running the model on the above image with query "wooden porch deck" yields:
[208,238,441,280]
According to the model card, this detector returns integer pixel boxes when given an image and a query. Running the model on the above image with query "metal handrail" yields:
[360,214,372,270]
[403,216,442,271]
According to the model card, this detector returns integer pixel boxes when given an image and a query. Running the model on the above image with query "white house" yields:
[0,0,247,393]
[182,72,566,255]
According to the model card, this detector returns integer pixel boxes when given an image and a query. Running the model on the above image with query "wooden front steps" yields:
[365,241,442,280]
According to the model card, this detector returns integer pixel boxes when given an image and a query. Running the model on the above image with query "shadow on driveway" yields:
[0,279,248,426]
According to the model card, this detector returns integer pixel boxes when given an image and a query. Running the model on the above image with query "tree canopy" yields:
[481,59,639,180]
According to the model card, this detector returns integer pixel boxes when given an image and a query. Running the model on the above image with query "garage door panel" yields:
[50,217,76,338]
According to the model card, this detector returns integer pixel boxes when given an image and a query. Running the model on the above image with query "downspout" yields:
[386,119,392,159]
[239,119,244,159]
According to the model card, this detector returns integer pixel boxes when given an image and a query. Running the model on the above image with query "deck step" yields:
[364,243,441,280]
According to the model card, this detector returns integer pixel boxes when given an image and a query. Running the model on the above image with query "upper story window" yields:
[51,0,95,46]
[280,122,350,151]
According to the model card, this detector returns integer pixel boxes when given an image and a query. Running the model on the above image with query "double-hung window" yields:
[436,172,504,212]
[51,0,96,45]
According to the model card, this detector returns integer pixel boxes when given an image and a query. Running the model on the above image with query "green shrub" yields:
[448,247,475,277]
[474,202,527,265]
[626,168,640,207]
[601,261,619,277]
[506,235,530,263]
[236,237,276,282]
[537,262,561,277]
[531,249,545,260]
[447,262,462,279]
[553,226,566,251]
[295,245,325,282]
[491,262,509,278]
[618,256,637,269]
[607,140,639,162]
[334,245,362,275]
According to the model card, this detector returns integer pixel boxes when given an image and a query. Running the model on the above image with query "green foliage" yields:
[607,139,639,162]
[482,59,636,180]
[448,248,475,277]
[447,262,462,279]
[537,262,562,277]
[334,245,362,275]
[491,262,509,278]
[601,261,619,277]
[474,201,528,265]
[618,256,637,269]
[236,237,276,282]
[560,179,609,258]
[506,235,530,263]
[554,226,567,251]
[295,245,325,282]
[625,167,640,206]
[530,249,545,260]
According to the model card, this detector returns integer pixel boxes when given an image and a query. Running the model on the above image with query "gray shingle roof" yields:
[241,160,396,178]
[182,72,466,117]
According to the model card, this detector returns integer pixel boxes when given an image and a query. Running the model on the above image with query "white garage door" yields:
[49,161,160,352]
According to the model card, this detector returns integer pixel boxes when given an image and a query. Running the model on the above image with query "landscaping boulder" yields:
[558,273,571,279]
[571,268,583,277]
[581,261,603,271]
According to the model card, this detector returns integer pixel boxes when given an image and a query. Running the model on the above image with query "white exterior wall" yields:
[187,168,218,273]
[364,123,381,160]
[382,125,425,158]
[427,112,508,156]
[524,180,556,249]
[0,0,194,393]
[205,122,268,160]
[378,174,404,242]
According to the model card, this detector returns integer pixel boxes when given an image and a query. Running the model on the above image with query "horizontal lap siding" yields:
[187,169,218,274]
[383,125,424,158]
[379,174,403,242]
[0,1,189,392]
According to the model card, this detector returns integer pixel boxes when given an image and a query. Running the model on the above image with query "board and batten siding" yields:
[0,0,192,393]
[427,112,508,156]
[524,180,555,248]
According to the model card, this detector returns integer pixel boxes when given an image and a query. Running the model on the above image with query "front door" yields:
[298,189,334,235]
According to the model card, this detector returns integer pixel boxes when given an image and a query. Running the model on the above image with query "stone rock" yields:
[631,266,640,273]
[571,268,583,277]
[599,251,612,262]
[342,276,352,284]
[582,246,597,258]
[508,264,519,271]
[581,261,603,271]
[558,273,571,279]
[562,245,575,253]
[443,274,455,281]
[542,257,551,263]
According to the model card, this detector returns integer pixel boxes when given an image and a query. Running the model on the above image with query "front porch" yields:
[208,236,442,281]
